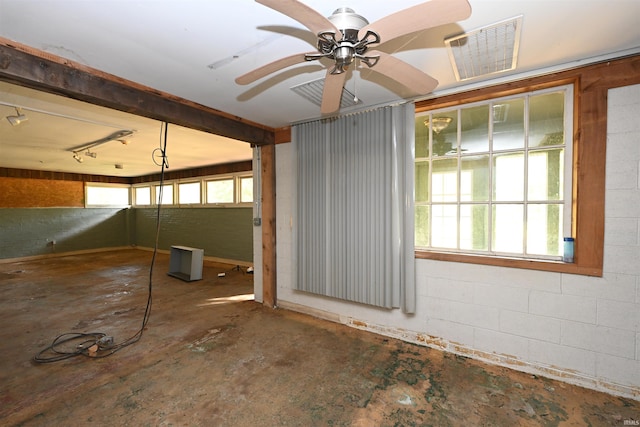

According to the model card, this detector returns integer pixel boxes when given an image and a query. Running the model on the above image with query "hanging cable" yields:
[34,122,170,363]
[152,124,169,168]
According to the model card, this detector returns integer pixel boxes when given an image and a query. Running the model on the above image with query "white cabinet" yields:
[168,245,204,281]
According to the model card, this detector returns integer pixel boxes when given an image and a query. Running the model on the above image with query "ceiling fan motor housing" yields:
[328,7,368,42]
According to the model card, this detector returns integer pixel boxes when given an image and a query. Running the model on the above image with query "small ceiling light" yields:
[85,150,97,158]
[424,116,452,134]
[115,164,124,169]
[6,107,28,126]
[72,153,84,163]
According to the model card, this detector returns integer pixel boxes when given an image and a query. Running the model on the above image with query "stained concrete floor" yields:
[1,249,639,426]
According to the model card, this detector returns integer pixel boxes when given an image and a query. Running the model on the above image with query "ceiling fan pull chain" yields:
[353,85,359,103]
[353,61,359,103]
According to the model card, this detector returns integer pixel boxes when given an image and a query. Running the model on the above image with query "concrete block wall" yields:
[1,205,254,264]
[0,208,131,259]
[134,207,254,263]
[272,83,640,399]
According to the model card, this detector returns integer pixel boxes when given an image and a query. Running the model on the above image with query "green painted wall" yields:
[0,208,131,259]
[0,207,253,263]
[134,207,254,262]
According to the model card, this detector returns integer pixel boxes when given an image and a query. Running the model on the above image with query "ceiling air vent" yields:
[291,78,362,109]
[445,16,522,82]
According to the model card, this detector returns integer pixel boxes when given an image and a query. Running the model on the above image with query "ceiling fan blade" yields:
[235,53,312,85]
[321,70,347,115]
[256,0,339,38]
[365,50,438,95]
[359,0,471,45]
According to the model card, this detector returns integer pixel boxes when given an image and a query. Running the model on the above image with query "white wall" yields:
[270,83,640,400]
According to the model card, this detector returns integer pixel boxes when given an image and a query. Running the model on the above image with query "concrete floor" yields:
[1,249,638,426]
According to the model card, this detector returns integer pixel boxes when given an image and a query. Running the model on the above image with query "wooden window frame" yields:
[415,85,573,260]
[415,54,640,277]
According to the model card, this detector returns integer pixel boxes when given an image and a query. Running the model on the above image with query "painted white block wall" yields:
[269,83,640,399]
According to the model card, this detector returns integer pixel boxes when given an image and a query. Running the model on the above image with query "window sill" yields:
[415,249,602,277]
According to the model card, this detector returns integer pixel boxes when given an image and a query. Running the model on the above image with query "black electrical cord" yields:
[34,123,170,363]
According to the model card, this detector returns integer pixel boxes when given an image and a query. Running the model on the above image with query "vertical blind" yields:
[293,103,416,313]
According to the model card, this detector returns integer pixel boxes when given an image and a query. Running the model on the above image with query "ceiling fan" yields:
[236,0,472,114]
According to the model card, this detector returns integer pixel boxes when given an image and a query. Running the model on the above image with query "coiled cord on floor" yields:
[33,122,169,363]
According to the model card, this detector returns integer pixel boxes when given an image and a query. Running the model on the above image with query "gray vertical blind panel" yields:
[296,121,328,297]
[294,104,415,311]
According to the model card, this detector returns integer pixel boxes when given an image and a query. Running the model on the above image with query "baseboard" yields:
[0,246,132,264]
[134,246,253,268]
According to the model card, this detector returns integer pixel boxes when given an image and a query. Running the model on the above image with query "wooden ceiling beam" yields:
[0,37,274,146]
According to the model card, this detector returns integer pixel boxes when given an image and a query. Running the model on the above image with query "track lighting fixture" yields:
[6,107,28,126]
[68,129,135,164]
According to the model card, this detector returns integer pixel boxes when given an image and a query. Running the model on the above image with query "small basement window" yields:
[85,184,130,207]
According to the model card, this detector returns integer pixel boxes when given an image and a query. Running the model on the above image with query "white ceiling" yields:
[0,0,639,177]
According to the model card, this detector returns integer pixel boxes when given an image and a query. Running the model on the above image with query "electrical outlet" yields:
[253,218,261,226]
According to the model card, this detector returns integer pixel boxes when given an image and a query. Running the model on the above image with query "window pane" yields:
[493,204,523,253]
[460,204,488,251]
[493,152,524,201]
[135,187,151,205]
[415,205,430,247]
[527,203,562,256]
[432,159,458,202]
[428,112,457,157]
[461,105,489,154]
[431,204,457,248]
[530,91,564,148]
[415,117,430,158]
[460,155,489,202]
[207,179,234,203]
[240,177,253,203]
[86,186,129,206]
[178,182,201,204]
[493,98,524,151]
[415,161,430,203]
[155,185,173,205]
[528,149,564,201]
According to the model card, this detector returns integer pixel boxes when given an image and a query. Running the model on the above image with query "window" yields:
[155,184,173,205]
[415,85,572,261]
[178,182,201,204]
[134,186,151,206]
[131,173,253,207]
[206,178,234,203]
[239,176,254,203]
[85,184,130,207]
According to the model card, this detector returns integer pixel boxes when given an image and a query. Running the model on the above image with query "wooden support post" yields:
[261,143,277,308]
